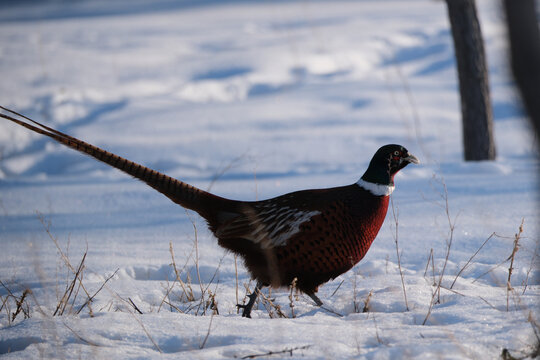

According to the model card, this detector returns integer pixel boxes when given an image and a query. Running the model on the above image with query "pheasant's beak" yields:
[403,153,420,165]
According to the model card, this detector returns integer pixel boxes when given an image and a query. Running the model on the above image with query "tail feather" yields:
[0,107,231,221]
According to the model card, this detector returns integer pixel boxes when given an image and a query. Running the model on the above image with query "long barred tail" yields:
[0,106,228,219]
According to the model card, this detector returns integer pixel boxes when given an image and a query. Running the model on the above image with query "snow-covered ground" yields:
[0,0,538,358]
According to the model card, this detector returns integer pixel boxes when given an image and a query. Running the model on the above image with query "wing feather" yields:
[215,203,320,249]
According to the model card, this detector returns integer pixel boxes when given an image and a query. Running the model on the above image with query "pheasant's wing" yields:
[215,199,323,249]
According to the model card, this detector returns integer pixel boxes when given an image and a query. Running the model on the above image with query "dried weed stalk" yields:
[390,196,409,311]
[450,232,495,289]
[423,177,458,325]
[241,345,312,359]
[506,219,524,311]
[160,220,224,316]
[288,278,298,318]
[0,281,31,325]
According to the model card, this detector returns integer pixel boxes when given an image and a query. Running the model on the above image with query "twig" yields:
[390,196,409,311]
[1,280,19,325]
[430,249,436,285]
[258,290,287,318]
[352,272,360,313]
[330,279,345,298]
[437,183,458,303]
[319,305,344,317]
[423,248,435,286]
[63,321,100,347]
[168,241,195,302]
[240,345,311,359]
[450,233,495,289]
[438,285,465,297]
[128,298,143,314]
[36,212,93,308]
[0,295,9,319]
[133,313,161,353]
[114,295,162,353]
[27,289,47,317]
[363,290,373,313]
[288,278,297,318]
[207,290,219,315]
[54,251,87,316]
[372,313,384,344]
[196,254,225,316]
[206,154,246,192]
[478,296,499,311]
[162,299,184,313]
[12,289,31,322]
[185,211,206,315]
[472,258,508,283]
[507,219,524,311]
[158,278,174,313]
[199,314,215,349]
[423,178,457,325]
[234,254,239,314]
[201,254,225,297]
[77,268,119,314]
[37,212,91,295]
[1,283,32,323]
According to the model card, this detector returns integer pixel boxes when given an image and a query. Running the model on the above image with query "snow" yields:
[0,0,538,359]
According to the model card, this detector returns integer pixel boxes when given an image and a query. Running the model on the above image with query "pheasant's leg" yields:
[237,281,263,318]
[307,292,323,307]
[308,292,343,317]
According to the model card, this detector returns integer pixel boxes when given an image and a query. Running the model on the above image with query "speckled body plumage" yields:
[213,185,389,295]
[1,106,419,318]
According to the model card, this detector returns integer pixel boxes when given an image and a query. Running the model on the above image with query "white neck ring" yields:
[356,178,394,196]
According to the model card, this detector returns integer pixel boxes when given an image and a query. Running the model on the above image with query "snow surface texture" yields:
[0,0,538,359]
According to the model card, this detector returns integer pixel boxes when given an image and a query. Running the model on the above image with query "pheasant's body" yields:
[212,185,389,295]
[0,106,418,317]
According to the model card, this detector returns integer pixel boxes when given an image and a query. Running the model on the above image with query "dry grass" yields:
[288,277,298,318]
[258,288,288,319]
[450,232,495,289]
[422,177,458,325]
[418,179,539,356]
[0,282,31,325]
[0,213,118,325]
[157,216,225,316]
[1,167,537,360]
[390,196,409,311]
[240,345,312,359]
[506,219,524,311]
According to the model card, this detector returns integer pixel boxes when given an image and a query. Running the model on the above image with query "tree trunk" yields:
[503,0,540,141]
[504,0,540,241]
[446,0,496,161]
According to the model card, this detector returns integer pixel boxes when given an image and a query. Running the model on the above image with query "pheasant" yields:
[0,106,419,318]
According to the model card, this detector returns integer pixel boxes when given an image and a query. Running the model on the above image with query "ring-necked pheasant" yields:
[0,106,419,318]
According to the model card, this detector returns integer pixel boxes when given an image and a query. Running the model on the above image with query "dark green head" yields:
[361,144,419,186]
